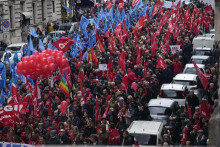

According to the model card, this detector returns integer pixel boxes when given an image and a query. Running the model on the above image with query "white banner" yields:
[0,142,33,147]
[162,0,182,8]
[99,64,107,71]
[170,45,180,54]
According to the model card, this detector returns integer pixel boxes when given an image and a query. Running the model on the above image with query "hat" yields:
[89,94,93,98]
[92,79,97,82]
[47,127,53,131]
[194,112,199,115]
[72,102,77,105]
[193,125,199,130]
[55,97,59,100]
[60,129,65,132]
[86,97,91,101]
[114,86,118,89]
[74,97,77,101]
[21,132,26,137]
[52,121,57,125]
[133,77,137,80]
[197,129,204,133]
[110,89,113,92]
[49,91,53,94]
[66,98,70,102]
[96,82,100,86]
[36,114,40,117]
[86,88,90,92]
[127,68,132,72]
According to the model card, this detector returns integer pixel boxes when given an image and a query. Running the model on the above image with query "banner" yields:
[99,64,107,71]
[0,142,33,147]
[162,0,182,8]
[170,45,180,54]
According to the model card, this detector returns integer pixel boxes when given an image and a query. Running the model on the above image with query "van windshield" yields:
[161,90,182,99]
[173,80,197,86]
[192,59,207,64]
[194,50,212,56]
[133,134,157,145]
[7,46,21,52]
[149,107,172,116]
[184,67,204,74]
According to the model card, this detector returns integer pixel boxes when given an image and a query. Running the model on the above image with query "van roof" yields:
[127,121,163,135]
[173,74,197,81]
[185,63,205,68]
[195,47,212,51]
[148,98,175,108]
[161,84,186,91]
[7,43,26,47]
[191,55,210,60]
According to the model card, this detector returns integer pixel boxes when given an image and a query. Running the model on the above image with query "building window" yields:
[0,5,3,31]
[32,3,36,24]
[9,6,14,28]
[52,1,55,13]
[20,1,25,12]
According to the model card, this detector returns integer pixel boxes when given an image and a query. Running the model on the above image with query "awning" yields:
[22,12,32,19]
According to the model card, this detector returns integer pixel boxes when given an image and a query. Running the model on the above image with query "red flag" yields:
[97,40,105,52]
[52,37,75,53]
[156,26,162,36]
[194,19,201,35]
[184,7,190,23]
[182,126,188,141]
[32,84,41,116]
[156,56,167,69]
[200,99,210,119]
[120,74,128,93]
[25,76,32,93]
[151,33,158,56]
[204,5,212,15]
[143,11,149,24]
[107,58,113,82]
[118,50,126,74]
[136,46,141,65]
[192,61,209,90]
[107,1,112,10]
[143,61,148,79]
[161,43,167,54]
[152,2,160,17]
[91,45,98,66]
[102,99,111,118]
[118,3,124,9]
[133,16,144,33]
[80,81,85,106]
[168,19,174,33]
[132,0,139,7]
[158,8,163,16]
[186,102,192,118]
[122,20,129,40]
[95,97,101,126]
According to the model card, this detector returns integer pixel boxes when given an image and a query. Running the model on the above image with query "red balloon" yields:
[41,50,47,54]
[40,57,47,65]
[21,69,28,76]
[17,62,22,70]
[58,51,63,54]
[49,63,56,71]
[33,51,39,55]
[35,55,40,61]
[16,68,22,75]
[47,56,55,64]
[55,56,62,66]
[39,53,46,59]
[36,64,43,72]
[22,61,29,70]
[60,101,68,114]
[46,49,52,55]
[22,56,29,62]
[42,65,49,74]
[29,55,36,62]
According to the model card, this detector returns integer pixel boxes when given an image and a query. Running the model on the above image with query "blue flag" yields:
[13,51,19,67]
[39,39,45,50]
[149,5,154,17]
[5,51,12,72]
[0,90,5,107]
[80,16,89,30]
[29,37,36,52]
[48,40,53,50]
[31,28,39,38]
[82,51,88,61]
[133,0,143,13]
[62,5,71,13]
[1,62,6,89]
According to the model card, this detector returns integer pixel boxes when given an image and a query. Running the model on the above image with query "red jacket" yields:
[174,61,182,74]
[109,128,120,145]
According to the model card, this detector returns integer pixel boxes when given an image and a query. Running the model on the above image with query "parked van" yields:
[127,121,164,146]
[192,35,215,49]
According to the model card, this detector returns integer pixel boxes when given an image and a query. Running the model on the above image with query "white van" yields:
[127,121,164,146]
[192,35,215,49]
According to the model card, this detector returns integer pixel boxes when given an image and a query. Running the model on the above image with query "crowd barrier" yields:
[0,142,33,147]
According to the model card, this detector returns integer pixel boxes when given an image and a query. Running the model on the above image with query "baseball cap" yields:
[66,98,70,102]
[86,88,90,92]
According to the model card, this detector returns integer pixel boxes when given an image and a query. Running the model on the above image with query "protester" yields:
[0,0,217,146]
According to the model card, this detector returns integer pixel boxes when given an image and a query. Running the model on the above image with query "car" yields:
[43,31,65,46]
[148,98,182,136]
[192,35,215,49]
[157,84,188,106]
[183,63,205,74]
[1,43,25,64]
[190,55,212,65]
[127,121,164,146]
[172,74,198,95]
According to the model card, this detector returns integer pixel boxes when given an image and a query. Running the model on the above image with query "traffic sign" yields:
[3,28,9,34]
[3,20,10,28]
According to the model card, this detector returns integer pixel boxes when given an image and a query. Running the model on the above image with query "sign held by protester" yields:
[170,45,180,54]
[99,64,107,71]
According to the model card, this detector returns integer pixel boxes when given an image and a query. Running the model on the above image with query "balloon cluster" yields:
[16,49,69,79]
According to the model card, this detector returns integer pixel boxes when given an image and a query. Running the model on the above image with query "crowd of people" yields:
[0,0,219,146]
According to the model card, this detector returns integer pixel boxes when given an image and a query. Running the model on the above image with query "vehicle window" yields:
[133,134,157,145]
[7,47,21,52]
[173,80,190,86]
[59,26,71,31]
[161,90,182,99]
[149,107,166,115]
[194,50,211,56]
[192,59,207,64]
[185,68,204,74]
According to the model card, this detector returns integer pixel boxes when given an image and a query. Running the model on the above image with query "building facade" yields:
[0,0,63,44]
